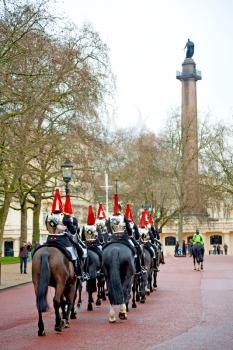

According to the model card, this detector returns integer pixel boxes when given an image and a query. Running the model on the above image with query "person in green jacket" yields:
[192,229,204,245]
[192,229,205,271]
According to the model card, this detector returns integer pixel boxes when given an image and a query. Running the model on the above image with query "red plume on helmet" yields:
[51,188,63,213]
[125,203,133,222]
[139,209,149,228]
[63,193,73,216]
[148,214,154,225]
[97,203,106,219]
[113,193,121,215]
[87,205,96,225]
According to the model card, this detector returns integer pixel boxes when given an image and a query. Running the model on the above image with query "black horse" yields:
[86,248,106,311]
[132,268,148,307]
[192,243,204,271]
[32,246,77,336]
[102,242,135,322]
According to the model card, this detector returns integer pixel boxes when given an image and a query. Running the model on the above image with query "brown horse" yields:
[32,246,77,336]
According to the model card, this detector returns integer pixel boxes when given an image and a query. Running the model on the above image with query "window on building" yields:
[165,236,176,246]
[210,235,222,245]
[4,241,14,256]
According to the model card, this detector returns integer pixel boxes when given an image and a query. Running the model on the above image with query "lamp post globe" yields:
[61,159,73,194]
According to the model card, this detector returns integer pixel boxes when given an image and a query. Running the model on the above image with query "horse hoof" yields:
[38,330,45,336]
[136,296,140,302]
[119,312,127,320]
[132,303,137,308]
[87,303,93,311]
[70,312,77,319]
[77,303,82,308]
[55,326,62,332]
[109,316,116,323]
[61,319,66,328]
[140,299,145,304]
[96,300,101,306]
[194,268,196,270]
[64,321,70,328]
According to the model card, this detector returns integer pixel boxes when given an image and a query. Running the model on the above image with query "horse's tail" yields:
[108,248,124,305]
[37,251,50,312]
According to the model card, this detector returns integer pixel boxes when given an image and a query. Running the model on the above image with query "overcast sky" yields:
[56,0,233,133]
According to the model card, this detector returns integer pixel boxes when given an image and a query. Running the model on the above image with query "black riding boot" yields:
[72,259,82,278]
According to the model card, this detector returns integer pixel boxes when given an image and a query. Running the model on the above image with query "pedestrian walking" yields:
[174,241,179,256]
[19,241,28,274]
[223,243,228,255]
[27,242,32,262]
[188,239,193,257]
[213,244,217,255]
[182,240,186,256]
[217,244,221,255]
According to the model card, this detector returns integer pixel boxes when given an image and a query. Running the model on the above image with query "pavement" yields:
[0,261,32,289]
[1,255,233,349]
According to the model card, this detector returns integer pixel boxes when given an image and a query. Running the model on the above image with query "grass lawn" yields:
[0,256,20,264]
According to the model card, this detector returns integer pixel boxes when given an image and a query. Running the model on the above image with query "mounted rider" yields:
[45,189,85,281]
[124,203,146,274]
[147,213,165,265]
[82,205,103,265]
[95,202,109,244]
[192,228,204,246]
[107,194,135,255]
[139,209,159,272]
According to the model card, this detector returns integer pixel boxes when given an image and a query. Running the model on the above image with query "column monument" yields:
[176,39,202,216]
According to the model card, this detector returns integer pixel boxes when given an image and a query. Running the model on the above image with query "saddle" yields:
[33,239,72,262]
[143,242,154,258]
[87,243,103,262]
[103,234,136,257]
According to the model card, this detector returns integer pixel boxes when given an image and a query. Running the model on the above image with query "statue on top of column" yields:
[184,39,194,59]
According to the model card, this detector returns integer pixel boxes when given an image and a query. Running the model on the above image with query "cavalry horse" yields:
[32,220,77,336]
[102,239,135,323]
[132,267,148,307]
[85,247,106,311]
[192,243,204,271]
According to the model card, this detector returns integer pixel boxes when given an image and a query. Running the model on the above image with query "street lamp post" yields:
[114,178,119,194]
[61,159,73,194]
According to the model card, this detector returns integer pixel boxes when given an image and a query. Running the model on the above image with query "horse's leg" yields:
[149,269,153,293]
[38,311,45,336]
[53,284,65,332]
[136,275,140,302]
[119,303,127,320]
[101,277,107,300]
[109,304,116,323]
[64,283,77,327]
[153,270,157,290]
[193,255,196,270]
[131,276,137,308]
[77,281,82,308]
[96,276,102,306]
[87,279,96,311]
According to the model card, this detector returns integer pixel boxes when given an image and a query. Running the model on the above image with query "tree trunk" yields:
[0,192,14,257]
[32,193,42,244]
[178,211,183,247]
[20,201,28,245]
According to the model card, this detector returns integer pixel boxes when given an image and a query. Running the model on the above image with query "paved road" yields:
[1,256,233,350]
